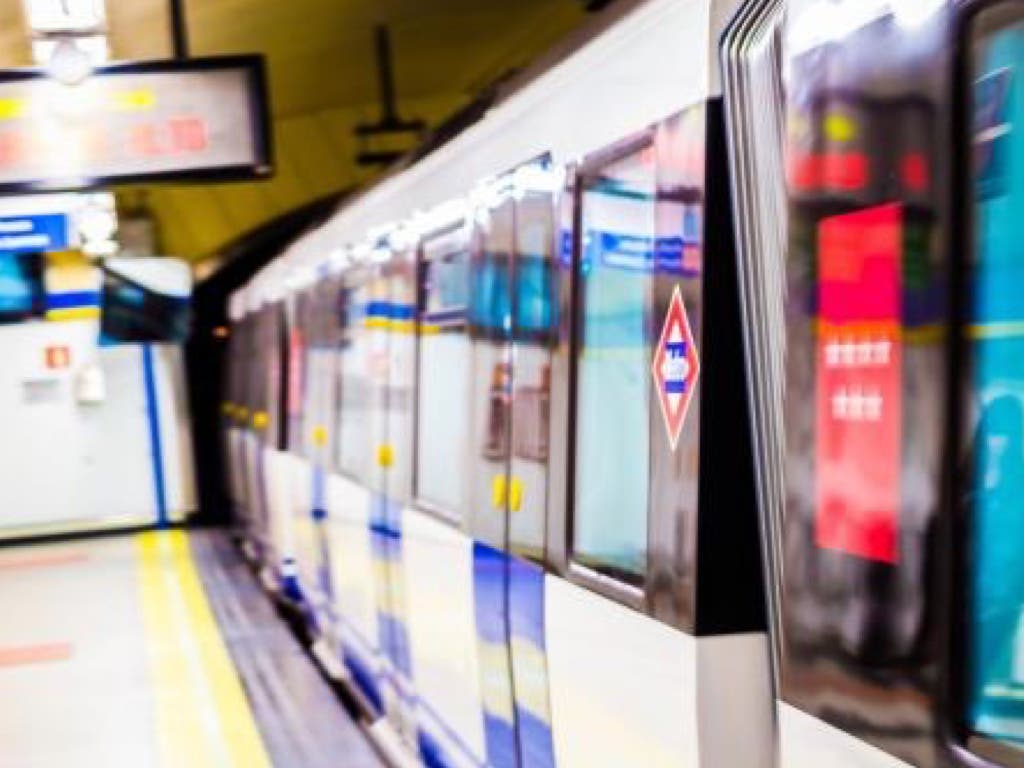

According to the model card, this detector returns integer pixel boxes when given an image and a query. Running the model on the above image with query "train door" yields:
[402,215,498,767]
[954,3,1024,765]
[278,287,308,601]
[541,107,770,768]
[298,275,343,628]
[505,163,560,768]
[373,246,418,746]
[261,298,295,588]
[245,303,277,560]
[723,1,956,765]
[326,265,388,716]
[223,304,250,534]
[467,184,519,768]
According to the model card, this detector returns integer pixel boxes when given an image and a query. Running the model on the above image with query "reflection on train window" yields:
[337,283,372,483]
[515,193,556,342]
[469,252,511,336]
[966,5,1024,759]
[286,290,310,456]
[572,146,654,584]
[416,229,471,519]
[0,253,44,322]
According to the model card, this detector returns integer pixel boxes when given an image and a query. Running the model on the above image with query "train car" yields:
[225,0,773,766]
[723,0,1024,766]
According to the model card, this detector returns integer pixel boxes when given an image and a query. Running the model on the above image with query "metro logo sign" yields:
[652,286,700,451]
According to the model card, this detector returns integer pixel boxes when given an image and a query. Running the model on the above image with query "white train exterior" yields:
[225,1,772,766]
[224,0,1024,766]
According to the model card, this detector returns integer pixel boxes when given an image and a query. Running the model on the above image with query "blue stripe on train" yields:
[509,557,556,768]
[516,707,556,768]
[370,493,414,687]
[483,713,517,768]
[378,612,413,679]
[473,542,517,768]
[416,697,488,768]
[419,728,449,768]
[344,648,384,717]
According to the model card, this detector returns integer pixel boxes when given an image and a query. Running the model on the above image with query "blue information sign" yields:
[0,213,70,253]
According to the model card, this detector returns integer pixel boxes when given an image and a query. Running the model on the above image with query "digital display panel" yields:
[0,55,270,192]
[815,203,903,564]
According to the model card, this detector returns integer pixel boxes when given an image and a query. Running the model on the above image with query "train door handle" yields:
[312,425,328,447]
[509,477,523,513]
[492,474,507,509]
[377,443,394,468]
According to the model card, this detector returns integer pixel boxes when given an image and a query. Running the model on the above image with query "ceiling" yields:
[0,0,589,262]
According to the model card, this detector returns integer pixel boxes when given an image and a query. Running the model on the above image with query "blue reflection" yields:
[969,14,1024,746]
[469,253,511,333]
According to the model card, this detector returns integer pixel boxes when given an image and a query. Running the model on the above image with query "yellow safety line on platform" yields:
[137,531,271,768]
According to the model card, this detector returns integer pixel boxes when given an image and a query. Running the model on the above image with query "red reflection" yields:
[815,203,902,564]
[169,117,208,153]
[900,152,930,193]
[789,152,870,192]
[822,152,869,191]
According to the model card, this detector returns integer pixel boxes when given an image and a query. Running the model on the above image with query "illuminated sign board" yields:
[0,55,271,192]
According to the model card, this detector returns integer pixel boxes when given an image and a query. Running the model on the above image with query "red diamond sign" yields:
[651,286,700,451]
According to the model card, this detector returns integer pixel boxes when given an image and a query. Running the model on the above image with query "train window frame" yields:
[563,129,658,612]
[411,219,474,528]
[948,2,1024,766]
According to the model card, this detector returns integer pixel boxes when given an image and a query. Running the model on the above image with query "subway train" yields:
[218,0,1024,766]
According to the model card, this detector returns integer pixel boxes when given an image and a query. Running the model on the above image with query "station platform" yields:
[0,528,382,768]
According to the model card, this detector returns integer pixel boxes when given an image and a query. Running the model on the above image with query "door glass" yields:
[965,4,1024,759]
[572,145,656,585]
[337,280,373,483]
[509,190,557,560]
[415,226,472,519]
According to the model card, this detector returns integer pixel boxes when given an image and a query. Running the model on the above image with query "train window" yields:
[571,143,656,585]
[469,250,511,338]
[514,192,556,344]
[415,226,472,519]
[963,4,1024,761]
[336,281,372,483]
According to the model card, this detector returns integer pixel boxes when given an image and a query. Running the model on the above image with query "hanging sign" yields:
[0,213,69,252]
[651,285,700,450]
[0,55,271,193]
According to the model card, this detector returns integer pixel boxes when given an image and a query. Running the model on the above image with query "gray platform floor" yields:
[0,528,382,768]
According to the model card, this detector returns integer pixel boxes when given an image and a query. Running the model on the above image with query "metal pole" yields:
[375,25,397,124]
[169,0,189,59]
